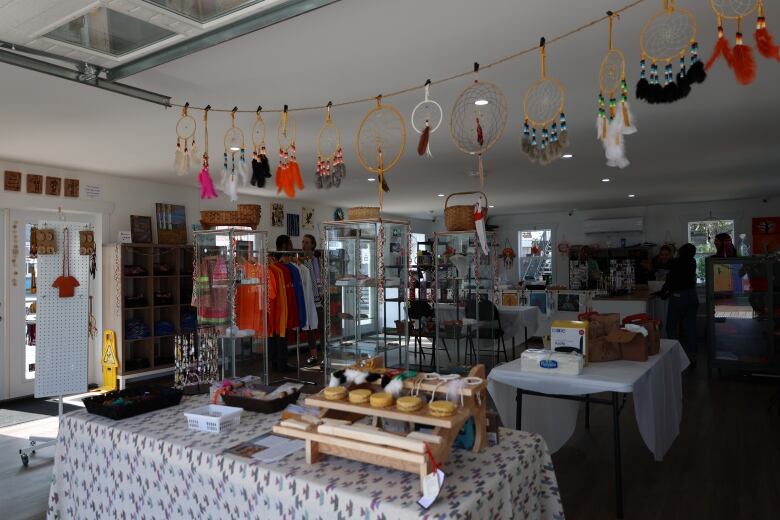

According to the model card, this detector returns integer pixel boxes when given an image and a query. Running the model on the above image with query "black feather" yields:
[635,78,650,101]
[380,374,392,388]
[686,61,707,84]
[365,373,381,383]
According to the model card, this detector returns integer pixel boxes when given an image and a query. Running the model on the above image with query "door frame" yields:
[0,209,6,400]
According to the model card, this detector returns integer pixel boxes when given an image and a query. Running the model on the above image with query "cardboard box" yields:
[551,320,588,357]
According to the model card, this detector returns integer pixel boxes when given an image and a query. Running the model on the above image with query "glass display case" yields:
[706,257,780,374]
[432,231,498,373]
[193,228,268,382]
[322,219,410,377]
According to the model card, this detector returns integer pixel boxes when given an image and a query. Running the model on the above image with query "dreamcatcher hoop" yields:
[639,3,698,62]
[521,39,569,165]
[224,109,245,152]
[356,96,406,208]
[411,80,443,157]
[317,103,342,161]
[277,105,296,151]
[599,48,626,94]
[174,103,197,176]
[710,0,757,19]
[316,102,346,190]
[449,64,507,185]
[252,107,266,153]
[176,106,197,143]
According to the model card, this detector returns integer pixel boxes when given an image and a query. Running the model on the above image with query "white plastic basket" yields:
[184,404,243,433]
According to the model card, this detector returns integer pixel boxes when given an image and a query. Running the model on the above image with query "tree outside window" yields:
[687,219,735,283]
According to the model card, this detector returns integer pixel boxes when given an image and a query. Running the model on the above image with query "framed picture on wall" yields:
[130,215,153,244]
[302,207,314,229]
[271,203,284,227]
[4,170,21,191]
[26,174,43,194]
[287,213,300,237]
[155,203,187,244]
[529,291,547,314]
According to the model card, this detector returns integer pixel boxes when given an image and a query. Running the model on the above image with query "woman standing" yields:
[659,243,699,363]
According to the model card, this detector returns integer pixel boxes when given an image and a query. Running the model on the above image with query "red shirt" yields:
[53,275,79,298]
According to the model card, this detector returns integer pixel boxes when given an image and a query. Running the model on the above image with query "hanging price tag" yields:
[418,468,445,509]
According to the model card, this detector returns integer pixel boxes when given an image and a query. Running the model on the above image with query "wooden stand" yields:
[273,365,487,492]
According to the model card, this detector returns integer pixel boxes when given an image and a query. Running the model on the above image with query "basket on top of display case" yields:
[200,204,261,229]
[444,192,487,231]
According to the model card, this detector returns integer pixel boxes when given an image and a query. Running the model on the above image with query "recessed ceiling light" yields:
[488,205,495,208]
[602,178,610,182]
[367,177,376,182]
[562,154,573,158]
[474,99,489,106]
[229,146,241,151]
[628,194,636,198]
[437,193,445,197]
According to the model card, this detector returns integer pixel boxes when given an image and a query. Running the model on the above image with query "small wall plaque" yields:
[4,170,21,191]
[64,178,79,197]
[45,176,62,196]
[27,174,43,194]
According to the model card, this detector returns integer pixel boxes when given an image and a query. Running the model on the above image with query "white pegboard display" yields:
[35,221,90,398]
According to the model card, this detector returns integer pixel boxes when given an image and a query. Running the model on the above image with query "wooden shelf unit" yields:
[102,243,195,379]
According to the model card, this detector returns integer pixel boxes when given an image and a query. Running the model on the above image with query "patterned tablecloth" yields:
[47,395,565,520]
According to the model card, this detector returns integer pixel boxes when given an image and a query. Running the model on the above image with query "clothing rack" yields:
[268,250,319,385]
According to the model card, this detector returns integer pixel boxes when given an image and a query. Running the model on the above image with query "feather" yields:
[687,61,707,85]
[238,158,250,186]
[198,166,218,200]
[447,379,466,404]
[604,118,629,169]
[379,374,392,388]
[705,30,733,71]
[732,36,756,85]
[417,125,430,156]
[365,373,381,383]
[756,24,780,60]
[620,100,637,135]
[384,377,405,398]
[345,368,368,386]
[635,78,649,101]
[475,117,484,146]
[381,174,390,193]
[329,370,346,388]
[675,71,692,98]
[183,152,191,176]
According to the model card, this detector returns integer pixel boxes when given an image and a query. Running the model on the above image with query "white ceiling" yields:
[1,0,779,219]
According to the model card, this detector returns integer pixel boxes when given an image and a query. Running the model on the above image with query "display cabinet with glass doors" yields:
[706,256,780,375]
[322,219,410,377]
[432,231,498,373]
[193,228,268,383]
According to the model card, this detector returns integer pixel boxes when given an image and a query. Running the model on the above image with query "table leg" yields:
[612,392,624,519]
[515,388,523,430]
[524,326,528,348]
[585,394,591,430]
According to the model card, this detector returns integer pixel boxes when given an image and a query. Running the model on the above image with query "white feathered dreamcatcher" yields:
[597,12,637,169]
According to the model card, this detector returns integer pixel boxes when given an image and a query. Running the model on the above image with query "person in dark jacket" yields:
[659,243,698,362]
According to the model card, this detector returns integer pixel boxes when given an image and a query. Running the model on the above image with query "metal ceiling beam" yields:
[106,0,340,81]
[0,49,171,107]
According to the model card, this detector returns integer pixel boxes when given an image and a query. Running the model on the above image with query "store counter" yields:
[47,395,565,519]
[591,287,654,319]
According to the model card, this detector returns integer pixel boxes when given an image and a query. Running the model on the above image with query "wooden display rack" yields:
[273,365,487,491]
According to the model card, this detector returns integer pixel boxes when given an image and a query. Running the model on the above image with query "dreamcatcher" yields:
[220,108,249,202]
[275,105,304,198]
[198,106,219,200]
[597,12,637,169]
[316,102,346,189]
[755,0,780,61]
[174,103,197,176]
[522,39,570,165]
[250,107,272,188]
[705,0,757,85]
[411,80,443,157]
[450,63,507,186]
[636,0,706,104]
[356,95,406,209]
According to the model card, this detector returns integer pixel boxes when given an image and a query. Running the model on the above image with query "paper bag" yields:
[606,329,648,362]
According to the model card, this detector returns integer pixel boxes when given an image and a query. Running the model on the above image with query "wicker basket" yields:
[444,192,487,231]
[200,204,261,229]
[348,206,380,220]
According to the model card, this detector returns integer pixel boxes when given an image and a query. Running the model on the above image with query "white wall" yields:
[432,196,780,285]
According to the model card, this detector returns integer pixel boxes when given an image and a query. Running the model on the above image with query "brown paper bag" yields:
[588,336,622,362]
[606,329,648,362]
[592,313,621,335]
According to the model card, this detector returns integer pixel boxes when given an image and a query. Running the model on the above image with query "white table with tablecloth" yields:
[437,304,541,350]
[487,339,689,461]
[47,394,565,520]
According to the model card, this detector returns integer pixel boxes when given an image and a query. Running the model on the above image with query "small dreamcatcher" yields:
[174,103,197,176]
[275,105,304,198]
[756,0,780,61]
[221,108,249,202]
[636,0,706,104]
[316,102,346,189]
[250,107,272,188]
[199,106,219,200]
[450,63,507,186]
[411,79,443,157]
[356,96,406,209]
[597,12,637,169]
[522,38,570,165]
[706,0,757,84]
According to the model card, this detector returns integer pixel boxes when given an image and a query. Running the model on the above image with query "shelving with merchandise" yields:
[322,218,410,377]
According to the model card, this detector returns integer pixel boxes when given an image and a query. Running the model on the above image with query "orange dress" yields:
[235,260,269,336]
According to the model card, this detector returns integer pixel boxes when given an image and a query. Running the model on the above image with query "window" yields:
[517,229,553,282]
[409,233,426,267]
[687,219,735,283]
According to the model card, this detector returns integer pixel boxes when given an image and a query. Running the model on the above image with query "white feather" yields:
[174,148,184,175]
[384,377,405,398]
[238,159,250,186]
[329,373,342,388]
[344,369,364,386]
[604,118,629,169]
[223,169,239,202]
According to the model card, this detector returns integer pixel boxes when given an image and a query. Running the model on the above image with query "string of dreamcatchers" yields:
[170,0,778,206]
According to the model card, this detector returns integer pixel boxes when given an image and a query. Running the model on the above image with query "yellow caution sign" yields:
[97,330,119,392]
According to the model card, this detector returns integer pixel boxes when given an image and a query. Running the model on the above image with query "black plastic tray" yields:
[83,386,183,420]
[222,387,301,414]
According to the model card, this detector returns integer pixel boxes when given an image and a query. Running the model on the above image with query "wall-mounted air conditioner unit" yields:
[582,217,644,234]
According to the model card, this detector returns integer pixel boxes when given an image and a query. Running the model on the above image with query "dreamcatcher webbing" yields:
[275,105,304,198]
[221,108,249,202]
[199,106,218,200]
[174,103,197,176]
[250,107,271,188]
[635,0,706,104]
[316,102,346,190]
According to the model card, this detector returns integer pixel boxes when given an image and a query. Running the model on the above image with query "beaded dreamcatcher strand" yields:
[250,107,272,188]
[316,102,346,189]
[198,106,219,200]
[356,95,406,209]
[597,12,637,169]
[411,79,443,157]
[275,105,304,198]
[174,103,197,176]
[220,108,249,202]
[450,63,507,186]
[522,38,570,165]
[636,0,706,104]
[706,0,758,84]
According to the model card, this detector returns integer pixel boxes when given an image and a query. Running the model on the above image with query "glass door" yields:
[8,212,37,397]
[0,210,5,400]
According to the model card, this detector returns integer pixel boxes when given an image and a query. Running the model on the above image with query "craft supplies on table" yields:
[184,404,243,433]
